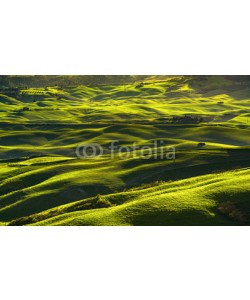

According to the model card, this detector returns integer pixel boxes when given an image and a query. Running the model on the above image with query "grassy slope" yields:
[21,167,250,226]
[1,76,250,125]
[0,75,249,225]
[1,148,249,222]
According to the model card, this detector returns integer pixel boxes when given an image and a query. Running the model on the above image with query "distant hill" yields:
[0,75,172,88]
[1,75,250,90]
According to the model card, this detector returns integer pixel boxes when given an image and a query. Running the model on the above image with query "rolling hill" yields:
[0,75,249,225]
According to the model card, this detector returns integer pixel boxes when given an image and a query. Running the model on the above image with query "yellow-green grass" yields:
[0,146,249,223]
[0,75,250,225]
[0,124,249,155]
[14,167,249,226]
[1,76,250,125]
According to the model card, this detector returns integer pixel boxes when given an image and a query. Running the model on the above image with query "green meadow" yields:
[0,75,249,225]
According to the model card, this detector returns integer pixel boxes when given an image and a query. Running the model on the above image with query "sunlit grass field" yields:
[0,75,249,225]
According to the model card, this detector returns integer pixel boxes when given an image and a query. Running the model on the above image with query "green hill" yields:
[0,75,249,225]
[8,168,250,226]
